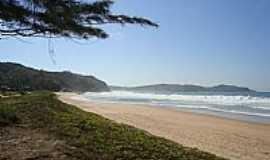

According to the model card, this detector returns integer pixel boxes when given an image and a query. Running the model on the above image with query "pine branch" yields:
[0,0,158,39]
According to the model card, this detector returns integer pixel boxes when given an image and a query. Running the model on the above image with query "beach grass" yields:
[0,91,227,160]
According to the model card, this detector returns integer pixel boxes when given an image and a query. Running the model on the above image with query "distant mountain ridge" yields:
[0,62,110,92]
[111,84,255,93]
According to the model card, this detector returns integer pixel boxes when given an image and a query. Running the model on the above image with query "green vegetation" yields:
[0,106,18,126]
[0,92,227,160]
[0,62,109,92]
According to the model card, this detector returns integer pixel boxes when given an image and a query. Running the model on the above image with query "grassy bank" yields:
[0,92,227,160]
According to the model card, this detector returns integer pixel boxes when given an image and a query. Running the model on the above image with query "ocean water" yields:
[82,91,270,124]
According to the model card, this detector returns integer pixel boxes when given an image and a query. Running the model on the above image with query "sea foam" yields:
[83,91,270,121]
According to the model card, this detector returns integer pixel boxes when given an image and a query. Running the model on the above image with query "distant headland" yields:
[111,84,255,94]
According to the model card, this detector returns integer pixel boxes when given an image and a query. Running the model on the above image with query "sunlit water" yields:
[79,91,270,124]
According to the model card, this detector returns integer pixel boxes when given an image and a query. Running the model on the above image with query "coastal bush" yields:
[0,105,18,126]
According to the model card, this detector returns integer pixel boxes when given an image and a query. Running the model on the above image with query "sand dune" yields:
[58,92,270,160]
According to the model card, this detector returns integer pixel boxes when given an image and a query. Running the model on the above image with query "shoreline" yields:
[57,92,270,160]
[70,92,270,125]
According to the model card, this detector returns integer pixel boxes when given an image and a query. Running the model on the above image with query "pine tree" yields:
[0,0,158,39]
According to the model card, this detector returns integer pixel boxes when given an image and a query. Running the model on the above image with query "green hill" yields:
[111,84,254,94]
[0,62,109,92]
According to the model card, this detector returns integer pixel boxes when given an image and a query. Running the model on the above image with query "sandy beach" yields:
[58,92,270,160]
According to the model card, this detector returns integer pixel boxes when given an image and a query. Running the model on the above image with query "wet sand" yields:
[58,92,270,160]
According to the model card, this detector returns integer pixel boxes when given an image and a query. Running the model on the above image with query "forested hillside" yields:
[0,62,109,92]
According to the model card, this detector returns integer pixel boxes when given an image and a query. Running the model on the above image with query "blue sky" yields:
[1,0,270,91]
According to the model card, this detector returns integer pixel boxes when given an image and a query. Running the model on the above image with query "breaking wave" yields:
[82,91,270,120]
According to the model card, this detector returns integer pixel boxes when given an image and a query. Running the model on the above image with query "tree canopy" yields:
[0,0,158,39]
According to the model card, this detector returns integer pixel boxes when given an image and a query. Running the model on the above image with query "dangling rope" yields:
[29,0,57,65]
[48,35,57,65]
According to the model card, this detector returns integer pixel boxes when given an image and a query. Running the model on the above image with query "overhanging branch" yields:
[0,0,158,39]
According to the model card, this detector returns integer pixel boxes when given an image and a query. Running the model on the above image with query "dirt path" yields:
[0,127,68,160]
